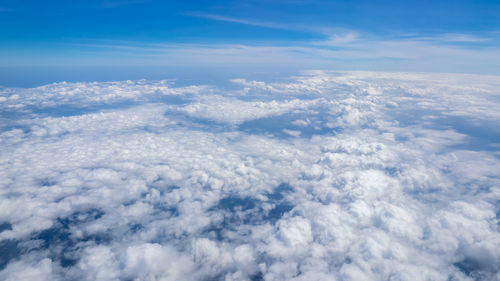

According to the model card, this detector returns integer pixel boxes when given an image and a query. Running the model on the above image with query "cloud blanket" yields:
[0,71,499,280]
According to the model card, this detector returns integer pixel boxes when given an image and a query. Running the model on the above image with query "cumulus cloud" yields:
[0,71,499,280]
[175,96,322,125]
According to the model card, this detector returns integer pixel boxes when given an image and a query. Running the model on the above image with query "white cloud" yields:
[175,95,322,125]
[123,243,197,281]
[0,79,208,112]
[0,71,499,280]
[185,12,290,30]
[0,258,54,281]
[28,30,495,76]
[8,29,498,76]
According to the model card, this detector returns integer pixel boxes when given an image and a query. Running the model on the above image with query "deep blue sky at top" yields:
[1,0,500,86]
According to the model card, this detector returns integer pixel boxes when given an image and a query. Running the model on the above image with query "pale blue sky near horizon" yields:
[1,0,500,87]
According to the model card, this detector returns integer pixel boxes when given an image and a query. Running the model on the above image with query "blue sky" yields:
[1,0,500,86]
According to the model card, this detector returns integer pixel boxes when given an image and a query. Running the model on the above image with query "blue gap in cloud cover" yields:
[239,111,341,139]
[205,183,295,242]
[0,208,111,270]
[389,108,500,152]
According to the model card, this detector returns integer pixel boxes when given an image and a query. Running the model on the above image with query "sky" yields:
[1,0,500,86]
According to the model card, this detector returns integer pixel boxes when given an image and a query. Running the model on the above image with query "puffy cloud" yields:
[0,258,54,281]
[123,243,197,281]
[175,95,322,125]
[0,71,499,280]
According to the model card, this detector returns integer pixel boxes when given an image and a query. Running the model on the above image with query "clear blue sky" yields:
[1,0,500,86]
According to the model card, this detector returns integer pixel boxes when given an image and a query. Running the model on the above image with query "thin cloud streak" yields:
[3,31,499,75]
[185,11,340,36]
[409,33,491,43]
[185,12,498,48]
[185,12,298,31]
[62,33,500,72]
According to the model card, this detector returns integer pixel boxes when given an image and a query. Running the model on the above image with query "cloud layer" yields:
[1,71,499,280]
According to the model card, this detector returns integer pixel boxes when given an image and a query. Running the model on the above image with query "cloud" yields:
[315,32,360,46]
[1,71,500,280]
[43,30,499,76]
[414,33,491,43]
[174,96,323,125]
[185,12,291,31]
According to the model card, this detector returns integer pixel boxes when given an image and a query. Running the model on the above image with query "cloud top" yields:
[1,71,500,280]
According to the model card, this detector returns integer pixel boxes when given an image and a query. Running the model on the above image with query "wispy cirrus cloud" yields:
[184,11,348,37]
[185,12,301,31]
[314,32,360,46]
[408,33,491,43]
[185,12,498,48]
[2,12,499,76]
[57,29,500,75]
